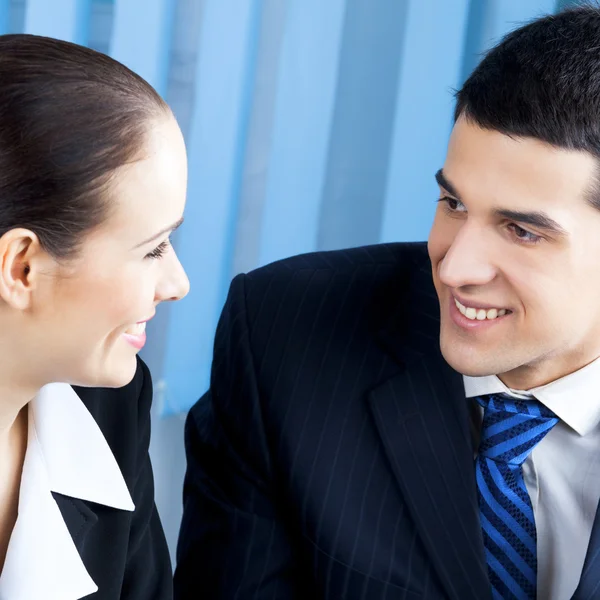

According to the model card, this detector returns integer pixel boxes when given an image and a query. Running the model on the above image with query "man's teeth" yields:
[454,299,507,321]
[125,322,147,336]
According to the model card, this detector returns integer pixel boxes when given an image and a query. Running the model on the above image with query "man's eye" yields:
[438,196,466,212]
[508,224,542,244]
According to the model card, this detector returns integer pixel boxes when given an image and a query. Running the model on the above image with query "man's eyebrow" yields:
[435,169,460,197]
[494,209,567,236]
[435,168,567,236]
[134,217,184,248]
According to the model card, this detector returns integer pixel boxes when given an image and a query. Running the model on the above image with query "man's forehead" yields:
[442,124,599,207]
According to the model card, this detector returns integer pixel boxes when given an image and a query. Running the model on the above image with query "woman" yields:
[0,34,189,599]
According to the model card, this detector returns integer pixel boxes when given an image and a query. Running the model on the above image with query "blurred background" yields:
[1,0,580,561]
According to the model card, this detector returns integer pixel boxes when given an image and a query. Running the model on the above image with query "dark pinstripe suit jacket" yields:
[174,242,600,600]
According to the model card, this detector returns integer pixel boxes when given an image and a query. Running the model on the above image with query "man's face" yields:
[428,116,600,389]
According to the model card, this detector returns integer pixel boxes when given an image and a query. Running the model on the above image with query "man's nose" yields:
[438,223,496,289]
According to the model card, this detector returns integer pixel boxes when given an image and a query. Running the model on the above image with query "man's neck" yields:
[498,354,600,391]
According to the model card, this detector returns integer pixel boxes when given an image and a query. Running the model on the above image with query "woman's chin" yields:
[104,359,139,389]
[74,356,139,389]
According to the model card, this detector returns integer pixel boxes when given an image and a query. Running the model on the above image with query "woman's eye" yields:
[145,240,170,260]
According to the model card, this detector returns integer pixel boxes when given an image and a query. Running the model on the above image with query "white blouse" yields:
[0,382,134,600]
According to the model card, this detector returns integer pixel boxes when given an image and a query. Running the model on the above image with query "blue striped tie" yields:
[475,393,559,600]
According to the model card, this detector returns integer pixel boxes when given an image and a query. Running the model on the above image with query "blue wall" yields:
[0,0,574,561]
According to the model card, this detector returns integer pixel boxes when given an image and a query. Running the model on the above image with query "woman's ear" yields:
[0,228,47,310]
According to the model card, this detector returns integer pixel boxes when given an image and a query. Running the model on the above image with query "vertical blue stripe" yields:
[462,0,558,81]
[229,1,287,276]
[24,0,91,44]
[87,0,115,55]
[163,0,205,139]
[0,0,9,34]
[258,0,347,266]
[159,0,262,414]
[219,0,263,306]
[317,0,408,252]
[8,0,26,34]
[110,0,175,95]
[380,0,471,244]
[74,0,92,46]
[460,0,489,84]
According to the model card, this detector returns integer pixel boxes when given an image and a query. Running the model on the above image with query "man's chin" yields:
[439,339,504,378]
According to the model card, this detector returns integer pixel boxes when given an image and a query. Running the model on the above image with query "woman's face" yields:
[24,115,190,388]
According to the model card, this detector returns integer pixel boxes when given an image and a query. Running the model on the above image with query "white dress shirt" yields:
[464,357,600,600]
[0,382,135,600]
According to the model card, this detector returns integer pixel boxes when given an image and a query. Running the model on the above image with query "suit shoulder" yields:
[250,242,427,276]
[240,242,428,298]
[220,242,430,348]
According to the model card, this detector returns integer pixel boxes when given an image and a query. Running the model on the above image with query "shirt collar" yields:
[463,356,600,436]
[0,382,134,600]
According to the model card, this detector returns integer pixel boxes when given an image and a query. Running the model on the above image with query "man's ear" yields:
[0,228,48,310]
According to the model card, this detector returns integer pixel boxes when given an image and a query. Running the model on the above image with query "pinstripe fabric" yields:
[174,242,492,599]
[574,512,600,599]
[573,477,600,599]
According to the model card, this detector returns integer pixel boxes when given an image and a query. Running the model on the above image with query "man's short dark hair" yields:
[455,4,600,206]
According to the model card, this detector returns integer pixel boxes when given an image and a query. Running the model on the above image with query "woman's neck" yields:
[0,406,28,572]
[0,375,39,439]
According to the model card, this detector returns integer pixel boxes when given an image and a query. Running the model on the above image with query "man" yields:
[174,6,600,599]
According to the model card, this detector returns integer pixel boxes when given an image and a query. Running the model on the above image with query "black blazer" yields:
[174,242,600,599]
[59,357,172,599]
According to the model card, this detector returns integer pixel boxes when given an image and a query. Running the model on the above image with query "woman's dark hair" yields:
[455,5,600,206]
[0,34,169,258]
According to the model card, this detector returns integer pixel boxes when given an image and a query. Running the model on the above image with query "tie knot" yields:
[476,393,558,466]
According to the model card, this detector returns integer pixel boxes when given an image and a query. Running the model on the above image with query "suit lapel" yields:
[368,354,490,600]
[572,501,600,599]
[368,246,490,600]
